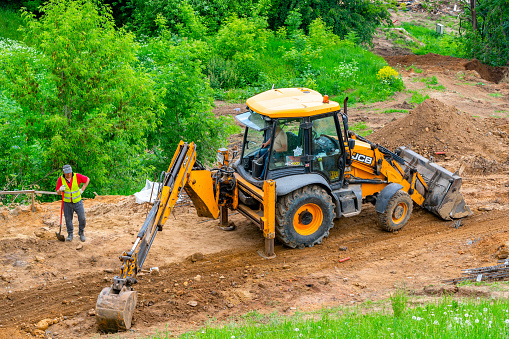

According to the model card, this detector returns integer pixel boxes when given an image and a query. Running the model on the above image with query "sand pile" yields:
[368,98,505,161]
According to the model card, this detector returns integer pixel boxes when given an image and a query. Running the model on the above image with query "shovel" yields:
[55,193,65,241]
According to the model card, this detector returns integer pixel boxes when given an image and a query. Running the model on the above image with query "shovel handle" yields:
[60,193,64,225]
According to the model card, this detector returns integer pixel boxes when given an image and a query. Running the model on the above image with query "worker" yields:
[55,164,90,242]
[256,125,288,179]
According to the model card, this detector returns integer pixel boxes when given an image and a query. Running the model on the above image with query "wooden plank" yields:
[0,190,58,195]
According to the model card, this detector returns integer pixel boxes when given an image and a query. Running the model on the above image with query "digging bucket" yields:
[96,286,137,332]
[395,146,472,220]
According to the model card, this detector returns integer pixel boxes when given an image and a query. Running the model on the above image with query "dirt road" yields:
[1,13,509,339]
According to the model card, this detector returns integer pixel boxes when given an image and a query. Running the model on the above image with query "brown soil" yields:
[2,11,509,339]
[368,98,509,174]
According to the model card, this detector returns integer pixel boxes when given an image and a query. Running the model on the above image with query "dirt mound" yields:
[384,53,509,84]
[385,53,470,72]
[368,98,501,160]
[464,59,509,84]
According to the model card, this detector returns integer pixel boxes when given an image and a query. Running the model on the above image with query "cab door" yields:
[310,113,346,187]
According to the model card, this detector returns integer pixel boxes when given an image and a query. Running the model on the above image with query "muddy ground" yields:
[1,10,509,339]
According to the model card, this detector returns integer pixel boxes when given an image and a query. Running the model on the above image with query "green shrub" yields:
[0,0,159,196]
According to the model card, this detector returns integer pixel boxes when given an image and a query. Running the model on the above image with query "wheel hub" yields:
[393,205,404,220]
[299,210,313,225]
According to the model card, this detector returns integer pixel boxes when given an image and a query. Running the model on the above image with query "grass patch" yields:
[489,93,503,98]
[383,109,409,114]
[146,296,509,339]
[428,84,446,91]
[406,64,423,73]
[0,7,24,41]
[350,121,372,136]
[400,22,466,58]
[408,91,429,105]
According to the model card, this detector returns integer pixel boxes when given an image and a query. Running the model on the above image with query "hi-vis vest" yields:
[61,174,82,203]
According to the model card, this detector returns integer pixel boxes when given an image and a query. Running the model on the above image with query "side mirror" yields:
[348,139,355,150]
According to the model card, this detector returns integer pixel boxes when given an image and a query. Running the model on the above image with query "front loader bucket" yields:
[395,146,472,220]
[96,286,137,332]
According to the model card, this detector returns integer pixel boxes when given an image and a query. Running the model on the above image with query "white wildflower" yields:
[433,320,439,325]
[505,319,509,324]
[294,328,300,332]
[483,308,488,312]
[475,319,480,324]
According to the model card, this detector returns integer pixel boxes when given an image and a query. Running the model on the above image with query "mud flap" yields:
[396,146,472,220]
[96,286,137,332]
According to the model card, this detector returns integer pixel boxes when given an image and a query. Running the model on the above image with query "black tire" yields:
[377,190,413,232]
[275,185,335,249]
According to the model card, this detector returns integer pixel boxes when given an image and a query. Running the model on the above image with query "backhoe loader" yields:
[96,88,471,331]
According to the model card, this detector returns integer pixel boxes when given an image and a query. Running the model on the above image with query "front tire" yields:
[377,190,413,232]
[276,185,335,248]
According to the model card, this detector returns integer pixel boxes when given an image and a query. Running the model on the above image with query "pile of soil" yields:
[464,60,509,84]
[384,54,509,84]
[368,98,504,161]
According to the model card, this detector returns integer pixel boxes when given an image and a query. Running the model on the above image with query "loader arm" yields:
[348,132,471,220]
[96,141,203,332]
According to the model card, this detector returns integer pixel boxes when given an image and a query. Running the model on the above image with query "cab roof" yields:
[246,88,340,118]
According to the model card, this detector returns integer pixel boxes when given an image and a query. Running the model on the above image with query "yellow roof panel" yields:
[246,88,340,118]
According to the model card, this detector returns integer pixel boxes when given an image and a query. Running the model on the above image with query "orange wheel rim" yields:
[392,202,408,224]
[293,203,323,236]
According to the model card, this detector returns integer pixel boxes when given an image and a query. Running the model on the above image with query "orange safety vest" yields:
[61,174,82,203]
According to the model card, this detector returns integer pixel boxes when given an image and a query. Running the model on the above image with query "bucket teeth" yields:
[96,286,137,332]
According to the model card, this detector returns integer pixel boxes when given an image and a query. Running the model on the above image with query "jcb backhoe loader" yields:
[96,88,471,331]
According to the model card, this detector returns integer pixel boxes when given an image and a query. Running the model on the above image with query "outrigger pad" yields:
[96,286,137,332]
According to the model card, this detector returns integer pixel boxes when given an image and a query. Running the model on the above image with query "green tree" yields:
[460,0,509,66]
[138,28,238,167]
[0,0,159,195]
[267,0,392,45]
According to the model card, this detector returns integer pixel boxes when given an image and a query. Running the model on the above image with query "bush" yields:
[139,31,238,167]
[0,0,159,195]
[459,0,509,66]
[267,0,392,45]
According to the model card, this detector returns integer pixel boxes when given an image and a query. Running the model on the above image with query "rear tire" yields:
[275,185,335,248]
[377,190,413,232]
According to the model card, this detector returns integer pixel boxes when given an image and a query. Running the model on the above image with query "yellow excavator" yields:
[96,88,471,331]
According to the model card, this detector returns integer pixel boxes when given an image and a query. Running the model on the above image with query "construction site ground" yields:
[1,10,509,339]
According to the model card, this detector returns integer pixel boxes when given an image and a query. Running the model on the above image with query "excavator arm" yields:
[96,141,202,332]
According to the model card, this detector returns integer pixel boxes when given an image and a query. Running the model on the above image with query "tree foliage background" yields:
[460,0,509,66]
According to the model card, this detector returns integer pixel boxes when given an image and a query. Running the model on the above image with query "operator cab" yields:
[234,88,347,189]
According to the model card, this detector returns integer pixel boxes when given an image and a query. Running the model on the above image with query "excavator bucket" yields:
[395,146,472,220]
[96,286,137,332]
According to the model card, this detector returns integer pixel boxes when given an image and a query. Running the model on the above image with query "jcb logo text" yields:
[352,153,373,165]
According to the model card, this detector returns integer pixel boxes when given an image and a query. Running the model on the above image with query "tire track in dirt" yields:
[3,207,508,338]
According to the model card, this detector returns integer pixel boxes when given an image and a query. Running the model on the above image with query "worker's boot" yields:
[66,234,73,242]
[79,233,86,242]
